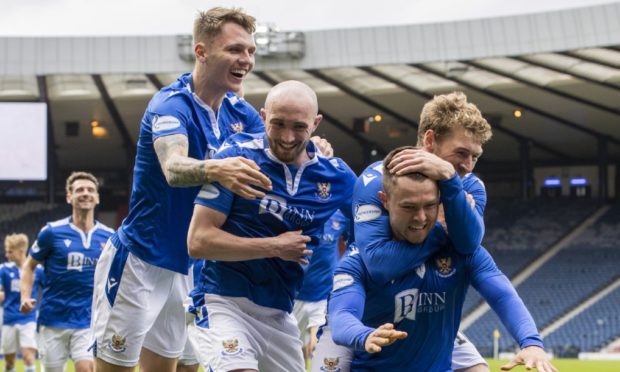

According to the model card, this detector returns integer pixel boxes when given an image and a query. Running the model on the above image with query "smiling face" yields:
[424,127,483,178]
[379,175,439,244]
[200,21,256,95]
[66,178,99,212]
[261,81,322,165]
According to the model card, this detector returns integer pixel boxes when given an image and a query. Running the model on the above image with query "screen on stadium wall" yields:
[0,102,47,181]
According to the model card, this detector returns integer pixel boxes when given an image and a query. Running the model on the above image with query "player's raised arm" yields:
[154,133,271,198]
[19,256,39,314]
[469,246,556,372]
[387,148,483,254]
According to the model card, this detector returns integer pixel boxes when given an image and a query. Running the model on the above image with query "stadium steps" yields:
[541,275,620,337]
[460,204,611,331]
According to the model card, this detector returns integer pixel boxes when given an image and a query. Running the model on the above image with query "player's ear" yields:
[378,191,389,210]
[66,192,71,205]
[260,108,267,123]
[423,129,435,152]
[312,114,323,132]
[194,42,207,62]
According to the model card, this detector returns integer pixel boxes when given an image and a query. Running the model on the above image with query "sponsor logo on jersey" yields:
[197,184,220,200]
[316,182,331,201]
[321,357,341,372]
[152,115,181,132]
[333,273,354,291]
[221,338,243,356]
[10,278,20,292]
[354,204,381,222]
[259,194,315,227]
[67,252,98,271]
[109,334,127,353]
[394,289,447,322]
[435,256,455,278]
[230,122,244,133]
[394,288,420,322]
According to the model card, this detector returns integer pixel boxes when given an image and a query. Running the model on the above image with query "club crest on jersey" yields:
[435,256,456,278]
[315,182,331,201]
[109,334,127,353]
[331,220,341,229]
[321,357,341,372]
[230,122,244,133]
[221,338,243,356]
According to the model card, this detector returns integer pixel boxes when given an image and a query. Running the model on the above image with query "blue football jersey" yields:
[297,210,349,302]
[0,263,44,325]
[195,132,357,312]
[116,73,264,274]
[331,245,501,371]
[353,161,486,284]
[31,217,113,329]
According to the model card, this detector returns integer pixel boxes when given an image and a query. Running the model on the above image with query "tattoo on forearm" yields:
[154,135,208,187]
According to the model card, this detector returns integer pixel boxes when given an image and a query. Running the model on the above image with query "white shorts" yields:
[452,331,487,370]
[188,294,305,372]
[91,238,189,367]
[310,328,486,371]
[39,326,92,368]
[1,322,37,354]
[311,326,352,372]
[293,299,327,344]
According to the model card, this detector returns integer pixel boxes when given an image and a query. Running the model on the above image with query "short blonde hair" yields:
[417,92,492,146]
[4,233,28,251]
[66,171,98,194]
[193,7,256,45]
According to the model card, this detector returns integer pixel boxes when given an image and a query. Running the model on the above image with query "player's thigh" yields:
[142,270,189,359]
[311,326,352,372]
[259,310,305,372]
[1,325,19,354]
[70,327,95,363]
[92,239,174,367]
[452,331,488,372]
[17,322,38,350]
[191,295,262,372]
[39,326,71,368]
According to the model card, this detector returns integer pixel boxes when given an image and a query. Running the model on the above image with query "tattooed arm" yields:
[154,134,272,199]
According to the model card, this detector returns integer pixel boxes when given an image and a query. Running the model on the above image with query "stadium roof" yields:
[1,2,619,182]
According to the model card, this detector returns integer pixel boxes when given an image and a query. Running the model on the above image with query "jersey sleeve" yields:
[353,164,445,284]
[439,174,484,255]
[329,254,375,351]
[30,225,53,262]
[193,141,239,216]
[469,247,544,350]
[150,95,192,141]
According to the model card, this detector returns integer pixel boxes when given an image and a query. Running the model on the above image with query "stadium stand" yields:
[464,202,620,356]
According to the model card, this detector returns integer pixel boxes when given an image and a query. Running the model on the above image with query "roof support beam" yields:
[359,66,567,159]
[252,71,388,157]
[306,69,419,131]
[38,75,57,205]
[466,60,620,118]
[413,63,620,148]
[92,74,135,189]
[513,55,620,92]
[560,51,620,71]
